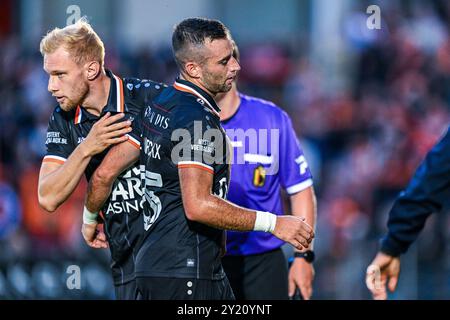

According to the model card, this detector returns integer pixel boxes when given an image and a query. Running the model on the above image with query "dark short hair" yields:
[172,18,231,70]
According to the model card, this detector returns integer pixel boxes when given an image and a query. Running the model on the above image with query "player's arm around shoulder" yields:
[86,139,140,214]
[82,139,140,248]
[38,112,131,212]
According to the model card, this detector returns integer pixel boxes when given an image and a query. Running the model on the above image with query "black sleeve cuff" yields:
[379,235,409,257]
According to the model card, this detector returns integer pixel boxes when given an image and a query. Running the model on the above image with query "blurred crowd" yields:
[0,1,449,299]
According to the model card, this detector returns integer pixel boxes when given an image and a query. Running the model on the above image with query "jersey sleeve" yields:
[278,110,313,194]
[122,78,166,151]
[380,126,450,256]
[171,108,224,174]
[43,107,75,165]
[123,78,166,107]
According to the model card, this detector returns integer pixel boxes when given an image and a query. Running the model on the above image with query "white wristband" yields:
[254,211,277,233]
[83,206,99,225]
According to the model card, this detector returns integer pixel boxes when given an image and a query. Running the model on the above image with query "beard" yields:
[59,82,89,111]
[202,72,233,96]
[210,82,231,95]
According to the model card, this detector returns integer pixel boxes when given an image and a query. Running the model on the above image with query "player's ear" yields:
[184,61,201,79]
[86,61,101,81]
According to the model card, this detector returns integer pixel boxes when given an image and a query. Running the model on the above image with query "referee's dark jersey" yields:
[130,78,231,280]
[43,69,164,285]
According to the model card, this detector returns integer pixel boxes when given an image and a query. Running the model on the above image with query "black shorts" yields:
[135,276,235,300]
[114,280,138,300]
[222,247,288,300]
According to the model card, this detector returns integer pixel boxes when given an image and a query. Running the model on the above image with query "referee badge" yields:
[253,165,266,187]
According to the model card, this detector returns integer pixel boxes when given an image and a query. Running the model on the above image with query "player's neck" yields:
[179,73,216,99]
[82,71,111,117]
[217,86,240,121]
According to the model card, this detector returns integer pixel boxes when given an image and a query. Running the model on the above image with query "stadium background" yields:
[0,0,449,299]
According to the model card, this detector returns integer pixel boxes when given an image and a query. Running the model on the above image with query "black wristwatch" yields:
[294,250,315,263]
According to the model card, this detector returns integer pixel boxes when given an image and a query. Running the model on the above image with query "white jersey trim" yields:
[178,161,214,172]
[286,179,313,195]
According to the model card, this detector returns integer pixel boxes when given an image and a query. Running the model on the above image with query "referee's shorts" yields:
[222,247,289,300]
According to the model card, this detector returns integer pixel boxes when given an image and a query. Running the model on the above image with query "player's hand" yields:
[81,112,132,157]
[81,223,108,249]
[272,216,313,251]
[289,257,315,300]
[365,252,400,300]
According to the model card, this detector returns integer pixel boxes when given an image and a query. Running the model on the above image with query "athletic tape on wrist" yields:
[254,211,277,233]
[83,206,98,225]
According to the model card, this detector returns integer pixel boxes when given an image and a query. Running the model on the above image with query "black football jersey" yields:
[44,69,165,285]
[130,78,231,280]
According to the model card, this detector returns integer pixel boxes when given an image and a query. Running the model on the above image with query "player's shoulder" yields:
[123,77,167,99]
[123,77,166,92]
[172,91,212,117]
[173,87,204,105]
[171,100,214,129]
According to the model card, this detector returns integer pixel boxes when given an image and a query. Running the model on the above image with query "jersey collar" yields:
[173,78,221,117]
[74,69,125,124]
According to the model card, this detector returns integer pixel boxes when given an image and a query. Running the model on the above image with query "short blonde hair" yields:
[40,18,105,67]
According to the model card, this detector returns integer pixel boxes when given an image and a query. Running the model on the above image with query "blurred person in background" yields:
[366,126,450,300]
[37,18,163,299]
[216,44,317,300]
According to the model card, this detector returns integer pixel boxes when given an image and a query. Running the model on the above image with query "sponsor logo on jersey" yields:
[45,132,67,145]
[143,138,161,160]
[104,167,144,216]
[144,106,170,129]
[171,121,225,165]
[191,139,214,154]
